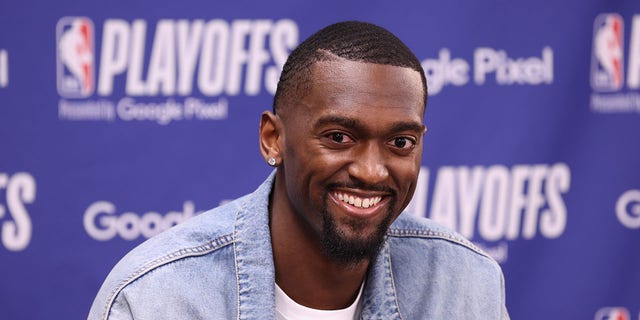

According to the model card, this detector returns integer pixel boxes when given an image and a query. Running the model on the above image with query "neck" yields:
[269,175,369,310]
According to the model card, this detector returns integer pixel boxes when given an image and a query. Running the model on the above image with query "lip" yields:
[328,189,391,219]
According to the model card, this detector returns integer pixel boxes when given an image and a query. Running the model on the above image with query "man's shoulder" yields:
[115,194,250,270]
[388,212,494,264]
[88,194,252,319]
[385,213,508,319]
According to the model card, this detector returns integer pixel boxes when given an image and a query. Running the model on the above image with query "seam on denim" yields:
[101,234,235,320]
[501,271,510,320]
[233,200,247,320]
[386,228,488,258]
[386,245,404,320]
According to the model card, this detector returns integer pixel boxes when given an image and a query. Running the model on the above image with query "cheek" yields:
[392,159,422,202]
[282,145,327,206]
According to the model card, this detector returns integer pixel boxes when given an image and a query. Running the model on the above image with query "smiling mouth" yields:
[334,192,383,209]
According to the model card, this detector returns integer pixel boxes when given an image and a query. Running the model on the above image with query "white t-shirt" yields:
[275,283,364,320]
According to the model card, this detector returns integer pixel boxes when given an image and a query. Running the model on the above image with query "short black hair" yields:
[273,21,428,115]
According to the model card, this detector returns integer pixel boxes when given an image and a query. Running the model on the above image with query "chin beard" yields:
[319,205,394,266]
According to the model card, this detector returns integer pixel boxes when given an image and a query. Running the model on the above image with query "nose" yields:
[347,142,389,185]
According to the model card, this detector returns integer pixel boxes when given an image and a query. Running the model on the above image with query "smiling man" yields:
[89,21,508,320]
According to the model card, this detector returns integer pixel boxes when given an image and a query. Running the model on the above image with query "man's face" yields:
[278,58,426,264]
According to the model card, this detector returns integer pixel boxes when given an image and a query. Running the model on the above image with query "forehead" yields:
[294,58,425,125]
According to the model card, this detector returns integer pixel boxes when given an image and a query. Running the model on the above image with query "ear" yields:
[259,111,283,167]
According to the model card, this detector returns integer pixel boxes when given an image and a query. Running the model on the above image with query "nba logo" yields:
[594,307,630,320]
[591,13,624,92]
[56,17,95,98]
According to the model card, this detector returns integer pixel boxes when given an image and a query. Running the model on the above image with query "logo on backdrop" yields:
[421,46,554,96]
[406,162,571,264]
[55,17,299,124]
[84,200,204,241]
[616,189,640,229]
[595,307,631,320]
[590,13,640,113]
[0,172,36,252]
[0,49,8,89]
[591,14,624,92]
[57,17,95,98]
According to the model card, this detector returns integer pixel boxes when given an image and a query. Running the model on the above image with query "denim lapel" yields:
[234,171,277,320]
[360,241,403,320]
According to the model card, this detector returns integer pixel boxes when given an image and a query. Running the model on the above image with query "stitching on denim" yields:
[234,200,247,320]
[386,245,404,320]
[101,234,235,320]
[386,228,487,257]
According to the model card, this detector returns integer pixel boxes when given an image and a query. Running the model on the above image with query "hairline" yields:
[275,52,427,120]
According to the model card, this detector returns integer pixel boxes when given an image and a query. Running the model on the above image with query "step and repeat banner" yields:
[1,1,639,319]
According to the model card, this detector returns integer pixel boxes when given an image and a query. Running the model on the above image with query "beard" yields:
[318,196,396,266]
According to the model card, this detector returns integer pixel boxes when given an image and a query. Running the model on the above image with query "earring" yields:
[267,158,277,166]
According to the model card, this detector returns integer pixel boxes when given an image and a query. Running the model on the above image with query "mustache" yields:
[326,181,396,195]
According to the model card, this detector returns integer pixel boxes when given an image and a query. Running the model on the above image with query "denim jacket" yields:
[89,172,509,319]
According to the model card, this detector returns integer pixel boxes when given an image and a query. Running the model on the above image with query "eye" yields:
[326,132,354,144]
[330,132,345,143]
[388,136,416,150]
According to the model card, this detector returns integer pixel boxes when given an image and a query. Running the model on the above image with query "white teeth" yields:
[335,193,382,208]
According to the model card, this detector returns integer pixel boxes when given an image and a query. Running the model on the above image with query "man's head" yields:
[273,21,428,117]
[261,21,427,266]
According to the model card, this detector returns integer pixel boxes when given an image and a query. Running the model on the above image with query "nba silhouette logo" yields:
[591,13,625,92]
[56,17,95,98]
[594,307,630,320]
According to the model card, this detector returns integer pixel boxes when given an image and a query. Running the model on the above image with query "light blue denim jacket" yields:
[89,172,509,319]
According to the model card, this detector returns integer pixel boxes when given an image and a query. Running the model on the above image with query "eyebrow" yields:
[314,115,361,131]
[389,121,426,134]
[314,115,425,134]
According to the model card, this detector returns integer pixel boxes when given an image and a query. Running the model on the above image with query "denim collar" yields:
[360,242,403,319]
[233,171,402,319]
[234,171,277,319]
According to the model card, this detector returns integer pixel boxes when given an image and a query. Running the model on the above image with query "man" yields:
[89,21,508,319]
